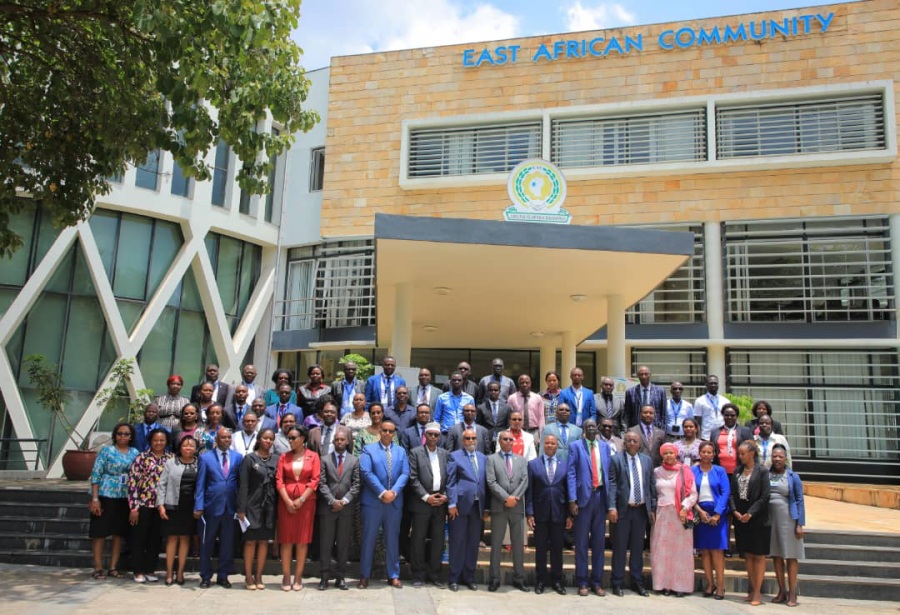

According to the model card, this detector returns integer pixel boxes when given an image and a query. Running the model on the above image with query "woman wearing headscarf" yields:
[730,441,771,606]
[154,375,191,431]
[768,444,805,607]
[650,442,698,596]
[692,440,730,599]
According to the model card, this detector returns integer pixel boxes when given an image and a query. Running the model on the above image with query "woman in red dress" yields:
[276,425,320,591]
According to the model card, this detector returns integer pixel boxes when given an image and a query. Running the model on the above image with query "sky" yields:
[293,0,859,71]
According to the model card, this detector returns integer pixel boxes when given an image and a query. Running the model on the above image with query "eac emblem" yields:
[504,159,571,224]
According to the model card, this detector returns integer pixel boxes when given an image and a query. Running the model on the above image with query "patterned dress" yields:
[650,466,698,593]
[154,394,190,431]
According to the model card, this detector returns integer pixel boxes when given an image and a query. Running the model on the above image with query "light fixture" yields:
[530,331,545,338]
[570,294,587,303]
[433,287,452,296]
[423,325,438,333]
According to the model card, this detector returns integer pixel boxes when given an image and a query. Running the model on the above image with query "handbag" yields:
[680,466,699,529]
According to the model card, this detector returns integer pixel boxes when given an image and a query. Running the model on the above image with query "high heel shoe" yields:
[165,578,174,587]
[703,585,716,598]
[281,576,292,592]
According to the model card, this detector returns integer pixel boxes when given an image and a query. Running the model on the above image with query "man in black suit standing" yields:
[476,381,509,448]
[527,433,570,596]
[445,403,491,455]
[608,431,657,597]
[623,366,666,430]
[222,384,248,430]
[317,427,359,591]
[407,422,449,588]
[628,405,666,467]
[595,377,626,436]
[191,364,230,406]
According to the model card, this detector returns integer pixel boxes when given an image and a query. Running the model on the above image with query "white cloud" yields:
[295,0,520,70]
[563,1,637,32]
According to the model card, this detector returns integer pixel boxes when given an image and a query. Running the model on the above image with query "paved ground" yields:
[2,563,896,615]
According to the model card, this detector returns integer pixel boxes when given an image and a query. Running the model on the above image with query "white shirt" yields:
[694,393,730,440]
[427,447,442,493]
[665,398,695,436]
[243,382,258,405]
[231,427,258,456]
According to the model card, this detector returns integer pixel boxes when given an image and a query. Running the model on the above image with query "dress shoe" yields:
[578,585,590,597]
[357,578,369,589]
[612,585,624,597]
[430,580,445,589]
[413,580,424,588]
[199,579,211,589]
[633,583,649,597]
[216,579,232,589]
[534,582,545,595]
[513,581,531,592]
[591,585,605,597]
[389,578,402,588]
[488,580,500,592]
[466,582,478,591]
[553,583,567,596]
[674,592,685,598]
[449,583,460,592]
[661,589,671,596]
[318,579,328,591]
[335,578,348,591]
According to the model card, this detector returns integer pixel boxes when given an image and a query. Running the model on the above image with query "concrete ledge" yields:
[804,482,900,510]
[0,471,47,481]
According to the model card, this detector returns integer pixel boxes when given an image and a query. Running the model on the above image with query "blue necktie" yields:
[630,455,641,504]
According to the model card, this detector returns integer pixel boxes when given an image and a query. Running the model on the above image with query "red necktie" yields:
[590,441,599,489]
[337,453,344,476]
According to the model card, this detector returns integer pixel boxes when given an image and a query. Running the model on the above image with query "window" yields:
[170,161,191,198]
[725,217,894,323]
[238,164,252,215]
[630,348,708,401]
[552,109,706,168]
[211,139,230,206]
[204,232,262,332]
[408,122,541,177]
[717,94,885,158]
[135,150,160,190]
[627,224,705,324]
[309,147,325,192]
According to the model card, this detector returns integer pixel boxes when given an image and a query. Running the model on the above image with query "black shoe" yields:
[674,592,685,598]
[467,582,478,591]
[535,582,545,595]
[661,589,671,596]
[318,579,328,591]
[199,579,211,589]
[216,579,232,589]
[335,578,348,591]
[553,583,567,596]
[430,580,445,589]
[449,583,460,592]
[488,580,500,592]
[513,581,530,592]
[612,585,624,597]
[633,583,649,597]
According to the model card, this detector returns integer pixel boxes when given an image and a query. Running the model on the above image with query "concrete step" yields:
[0,501,89,520]
[804,543,900,563]
[803,529,900,549]
[0,487,87,505]
[1,516,90,535]
[0,532,93,552]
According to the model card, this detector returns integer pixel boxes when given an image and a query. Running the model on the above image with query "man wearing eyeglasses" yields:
[446,428,487,591]
[358,421,409,589]
[407,422,449,588]
[486,430,530,593]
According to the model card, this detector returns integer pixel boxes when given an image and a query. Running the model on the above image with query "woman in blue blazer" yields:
[691,441,730,600]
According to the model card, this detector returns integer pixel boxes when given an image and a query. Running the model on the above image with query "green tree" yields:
[0,0,318,257]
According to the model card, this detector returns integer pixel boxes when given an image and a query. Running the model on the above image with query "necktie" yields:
[385,446,393,485]
[221,450,229,475]
[606,396,613,418]
[645,424,651,440]
[642,388,648,406]
[492,401,498,424]
[505,453,512,478]
[470,453,478,476]
[236,405,246,423]
[630,455,642,504]
[337,453,344,476]
[547,457,555,482]
[420,426,426,446]
[522,393,529,427]
[323,426,332,452]
[590,441,599,488]
[560,423,568,446]
[419,387,426,405]
[278,404,286,428]
[385,377,393,408]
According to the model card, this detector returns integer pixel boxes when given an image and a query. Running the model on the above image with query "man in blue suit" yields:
[358,420,408,589]
[265,383,303,429]
[193,427,242,588]
[133,403,169,451]
[559,367,597,427]
[566,418,612,596]
[527,433,570,595]
[623,365,666,430]
[365,356,406,415]
[446,428,487,592]
[608,431,658,597]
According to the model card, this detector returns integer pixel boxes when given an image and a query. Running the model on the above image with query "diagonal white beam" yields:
[193,247,237,375]
[0,349,42,470]
[77,225,131,357]
[232,268,275,372]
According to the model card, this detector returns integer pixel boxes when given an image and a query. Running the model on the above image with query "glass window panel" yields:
[89,211,119,281]
[44,246,74,293]
[71,245,97,297]
[135,150,160,190]
[236,244,260,318]
[112,215,153,300]
[180,267,203,312]
[139,306,176,391]
[61,296,107,390]
[34,209,62,271]
[146,220,182,300]
[211,140,230,206]
[117,299,145,333]
[173,311,206,383]
[0,288,18,320]
[204,336,218,370]
[205,234,218,271]
[0,207,37,286]
[171,161,191,198]
[16,294,67,387]
[216,236,241,316]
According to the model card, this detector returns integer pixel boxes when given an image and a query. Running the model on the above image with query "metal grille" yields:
[725,217,894,323]
[728,349,900,467]
[408,122,542,177]
[630,348,709,402]
[716,94,886,158]
[551,109,706,168]
[626,224,705,323]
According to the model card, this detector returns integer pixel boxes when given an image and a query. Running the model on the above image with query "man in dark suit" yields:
[527,433,570,595]
[331,360,366,417]
[475,358,516,404]
[566,419,612,596]
[608,431,657,597]
[446,428,487,592]
[476,381,510,447]
[222,384,249,430]
[486,430,530,592]
[358,421,408,589]
[307,400,339,456]
[559,367,597,428]
[623,365,666,430]
[133,403,169,451]
[365,356,407,415]
[317,426,359,591]
[265,383,303,430]
[445,403,491,455]
[595,377,627,436]
[194,427,242,588]
[191,364,231,406]
[540,404,581,461]
[400,404,439,451]
[628,405,666,467]
[407,422,449,588]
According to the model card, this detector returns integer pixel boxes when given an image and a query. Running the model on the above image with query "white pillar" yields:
[708,345,726,382]
[561,330,576,388]
[391,282,413,366]
[704,221,727,376]
[891,215,900,340]
[607,294,626,378]
[539,338,557,381]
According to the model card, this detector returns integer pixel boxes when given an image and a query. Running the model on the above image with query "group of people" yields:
[87,359,805,605]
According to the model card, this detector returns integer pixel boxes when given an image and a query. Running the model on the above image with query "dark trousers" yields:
[533,520,565,584]
[611,505,648,587]
[199,514,235,581]
[410,504,447,582]
[318,507,354,580]
[448,509,482,584]
[573,488,608,587]
[131,507,162,575]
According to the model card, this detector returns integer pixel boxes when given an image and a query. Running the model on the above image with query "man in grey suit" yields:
[407,422,449,588]
[414,368,441,409]
[539,404,582,461]
[595,377,626,436]
[485,430,530,593]
[317,427,359,591]
[445,404,491,455]
[476,381,510,448]
[627,405,666,467]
